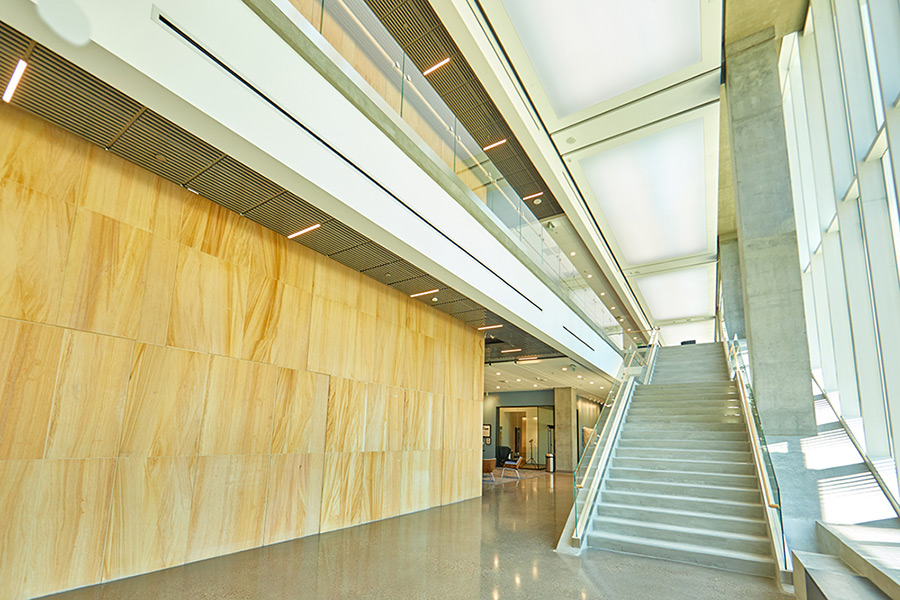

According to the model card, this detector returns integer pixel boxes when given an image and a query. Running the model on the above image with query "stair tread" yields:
[607,476,761,493]
[596,501,767,525]
[600,489,764,509]
[613,456,755,468]
[588,530,774,563]
[592,515,771,543]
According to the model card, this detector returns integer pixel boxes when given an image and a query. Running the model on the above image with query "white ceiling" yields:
[484,357,612,400]
[502,0,703,119]
[472,0,724,345]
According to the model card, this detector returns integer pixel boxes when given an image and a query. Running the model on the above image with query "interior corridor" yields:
[42,474,790,600]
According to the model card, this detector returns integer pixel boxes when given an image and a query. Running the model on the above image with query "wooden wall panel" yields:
[0,318,64,459]
[45,331,133,459]
[103,456,193,581]
[118,344,210,458]
[0,180,74,323]
[24,459,116,599]
[0,101,484,599]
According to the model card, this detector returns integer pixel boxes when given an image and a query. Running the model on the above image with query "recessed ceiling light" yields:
[516,378,521,382]
[496,386,500,389]
[523,192,544,201]
[431,297,438,302]
[561,367,568,371]
[619,318,624,322]
[500,348,522,353]
[533,384,538,388]
[569,251,576,256]
[483,139,507,151]
[422,57,450,75]
[600,292,606,296]
[587,274,593,278]
[590,381,595,384]
[610,306,616,310]
[533,198,542,205]
[288,223,321,239]
[478,324,503,330]
[2,59,27,103]
[577,375,583,379]
[496,372,501,376]
[410,288,441,298]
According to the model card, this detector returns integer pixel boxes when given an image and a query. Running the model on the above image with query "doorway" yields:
[497,406,554,468]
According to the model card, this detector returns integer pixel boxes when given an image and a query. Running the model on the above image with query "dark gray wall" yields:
[482,390,554,459]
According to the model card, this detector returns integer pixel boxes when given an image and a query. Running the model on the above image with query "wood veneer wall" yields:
[0,102,484,600]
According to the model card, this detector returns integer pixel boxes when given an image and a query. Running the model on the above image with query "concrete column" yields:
[553,387,577,472]
[725,28,816,437]
[719,236,746,339]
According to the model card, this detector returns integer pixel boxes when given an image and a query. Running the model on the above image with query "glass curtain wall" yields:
[778,0,900,487]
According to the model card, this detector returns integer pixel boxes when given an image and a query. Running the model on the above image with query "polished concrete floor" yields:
[44,473,791,599]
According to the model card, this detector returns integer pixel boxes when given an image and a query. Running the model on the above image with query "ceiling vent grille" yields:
[330,241,400,271]
[187,155,284,214]
[110,109,221,184]
[12,45,142,148]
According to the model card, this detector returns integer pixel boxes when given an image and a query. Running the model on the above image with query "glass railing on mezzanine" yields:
[724,335,789,572]
[278,0,625,347]
[572,330,660,540]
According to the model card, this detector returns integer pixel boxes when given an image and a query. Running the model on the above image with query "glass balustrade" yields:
[281,0,625,346]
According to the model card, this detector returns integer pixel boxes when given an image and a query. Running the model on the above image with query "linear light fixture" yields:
[410,288,440,298]
[516,358,541,365]
[423,57,450,75]
[477,324,503,331]
[287,223,321,239]
[2,60,27,103]
[500,348,522,353]
[522,192,543,201]
[482,139,507,151]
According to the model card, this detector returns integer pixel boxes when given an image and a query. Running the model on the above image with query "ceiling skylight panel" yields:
[503,0,702,117]
[579,118,708,266]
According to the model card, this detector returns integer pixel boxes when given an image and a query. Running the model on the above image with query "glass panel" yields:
[860,1,886,127]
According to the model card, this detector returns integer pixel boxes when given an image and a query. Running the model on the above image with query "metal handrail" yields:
[572,329,659,539]
[727,341,779,510]
[812,374,900,518]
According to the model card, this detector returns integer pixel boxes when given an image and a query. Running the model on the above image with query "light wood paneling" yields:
[167,246,247,357]
[103,456,193,580]
[249,225,315,290]
[0,101,484,599]
[185,455,269,563]
[25,459,116,599]
[119,344,210,457]
[180,194,256,268]
[0,318,63,460]
[0,460,41,600]
[199,356,276,456]
[242,273,311,370]
[45,330,133,459]
[271,369,328,455]
[325,378,367,453]
[58,209,178,344]
[0,104,85,201]
[75,144,184,240]
[0,179,75,323]
[263,452,324,544]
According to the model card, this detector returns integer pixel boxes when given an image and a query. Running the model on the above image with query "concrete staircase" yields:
[586,343,776,577]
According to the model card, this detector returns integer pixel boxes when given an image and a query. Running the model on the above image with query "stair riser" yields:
[628,406,741,415]
[612,457,755,476]
[624,422,747,432]
[587,535,774,577]
[595,504,768,537]
[605,479,762,503]
[600,490,766,519]
[620,430,748,442]
[617,439,751,452]
[592,519,772,555]
[614,447,753,462]
[627,415,745,424]
[608,468,759,488]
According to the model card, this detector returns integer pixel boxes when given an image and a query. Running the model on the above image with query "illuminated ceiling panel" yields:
[659,321,715,346]
[634,265,713,322]
[578,118,708,266]
[502,0,702,118]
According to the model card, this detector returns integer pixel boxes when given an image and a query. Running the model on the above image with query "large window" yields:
[779,0,900,487]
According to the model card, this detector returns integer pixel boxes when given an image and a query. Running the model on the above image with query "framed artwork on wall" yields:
[482,424,491,437]
[483,437,491,445]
